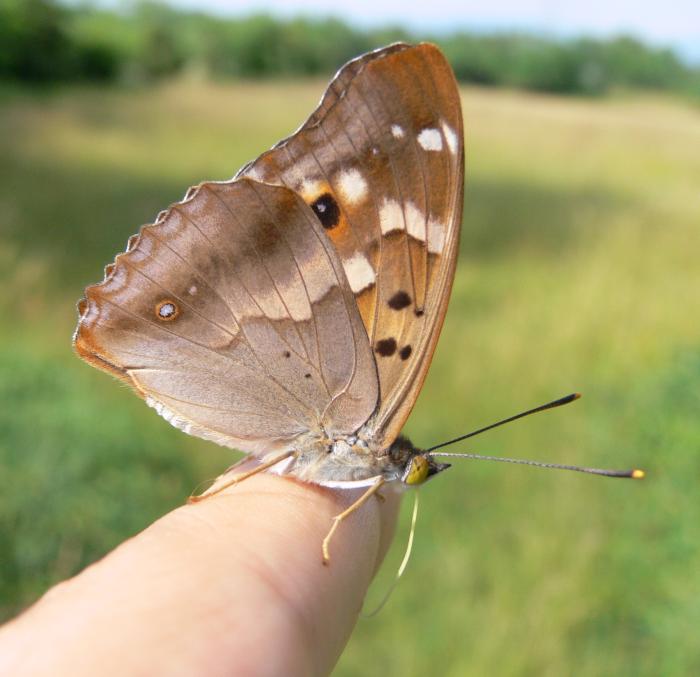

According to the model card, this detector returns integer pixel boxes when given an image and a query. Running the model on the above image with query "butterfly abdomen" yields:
[278,434,397,485]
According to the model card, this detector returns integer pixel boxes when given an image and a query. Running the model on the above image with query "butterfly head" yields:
[390,436,451,486]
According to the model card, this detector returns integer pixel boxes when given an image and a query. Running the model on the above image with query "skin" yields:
[0,473,401,677]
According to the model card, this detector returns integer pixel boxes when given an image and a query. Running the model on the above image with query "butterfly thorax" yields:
[280,432,449,487]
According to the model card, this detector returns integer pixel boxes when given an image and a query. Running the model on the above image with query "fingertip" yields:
[0,471,401,677]
[175,473,400,674]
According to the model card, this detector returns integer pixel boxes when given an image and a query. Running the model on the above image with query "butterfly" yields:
[73,42,462,558]
[75,42,639,563]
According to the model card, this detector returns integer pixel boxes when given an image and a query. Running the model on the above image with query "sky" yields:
[159,0,700,63]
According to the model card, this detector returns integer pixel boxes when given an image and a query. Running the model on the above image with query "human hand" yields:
[0,473,400,676]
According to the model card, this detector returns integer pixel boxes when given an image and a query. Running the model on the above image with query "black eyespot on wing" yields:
[415,309,425,317]
[283,351,291,358]
[310,193,340,229]
[399,345,412,360]
[304,373,311,379]
[375,338,397,357]
[388,290,411,310]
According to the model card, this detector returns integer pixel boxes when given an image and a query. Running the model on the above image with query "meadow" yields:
[1,77,699,675]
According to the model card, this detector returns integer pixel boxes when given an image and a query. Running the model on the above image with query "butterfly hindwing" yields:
[74,179,379,455]
[239,43,464,447]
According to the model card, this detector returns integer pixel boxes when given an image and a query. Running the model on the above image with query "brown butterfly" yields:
[73,43,640,562]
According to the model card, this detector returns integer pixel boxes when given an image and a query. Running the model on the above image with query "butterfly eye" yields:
[402,455,430,485]
[402,455,451,485]
[155,300,180,321]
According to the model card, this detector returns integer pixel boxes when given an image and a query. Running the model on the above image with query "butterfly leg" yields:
[188,450,296,503]
[322,477,386,565]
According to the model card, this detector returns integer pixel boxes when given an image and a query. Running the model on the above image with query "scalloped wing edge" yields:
[73,41,420,389]
[72,176,257,391]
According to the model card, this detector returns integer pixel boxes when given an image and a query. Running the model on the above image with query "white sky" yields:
[139,1,700,63]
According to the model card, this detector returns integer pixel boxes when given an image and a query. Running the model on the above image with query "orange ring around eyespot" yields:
[155,299,180,321]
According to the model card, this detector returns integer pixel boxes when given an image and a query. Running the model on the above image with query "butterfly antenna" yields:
[426,393,645,480]
[426,392,581,453]
[362,491,420,618]
[428,452,644,479]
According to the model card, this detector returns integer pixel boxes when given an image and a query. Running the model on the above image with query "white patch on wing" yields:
[283,155,317,188]
[391,124,404,139]
[441,121,458,155]
[379,198,404,235]
[404,201,427,242]
[188,285,198,295]
[342,252,376,294]
[144,396,243,450]
[418,128,443,152]
[256,288,292,321]
[146,396,193,435]
[300,178,323,199]
[428,217,446,254]
[336,168,368,205]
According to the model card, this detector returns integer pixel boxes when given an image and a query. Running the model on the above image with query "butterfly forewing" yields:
[239,43,464,447]
[74,179,379,455]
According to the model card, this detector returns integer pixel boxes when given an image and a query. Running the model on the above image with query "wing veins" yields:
[351,77,419,322]
[373,50,464,435]
[173,195,319,411]
[118,257,243,347]
[138,384,299,422]
[140,387,303,445]
[145,226,241,330]
[202,185,312,365]
[332,91,385,344]
[90,333,298,415]
[244,181,335,400]
[93,292,314,420]
[368,64,431,316]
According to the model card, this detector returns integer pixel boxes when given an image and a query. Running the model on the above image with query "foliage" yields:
[441,33,696,95]
[0,0,118,81]
[0,0,697,96]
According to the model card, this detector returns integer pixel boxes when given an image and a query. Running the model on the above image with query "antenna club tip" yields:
[631,469,645,479]
[573,393,582,400]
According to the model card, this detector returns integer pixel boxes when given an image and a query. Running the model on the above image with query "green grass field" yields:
[1,78,699,675]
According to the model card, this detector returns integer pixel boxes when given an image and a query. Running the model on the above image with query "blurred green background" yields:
[1,1,699,675]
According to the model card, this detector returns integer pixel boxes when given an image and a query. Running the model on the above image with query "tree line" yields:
[1,0,698,96]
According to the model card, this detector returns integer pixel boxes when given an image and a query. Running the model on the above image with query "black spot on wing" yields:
[310,193,340,229]
[388,290,411,310]
[399,345,412,360]
[375,338,397,357]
